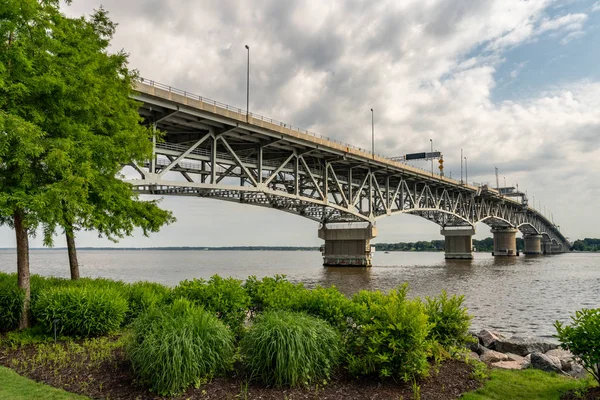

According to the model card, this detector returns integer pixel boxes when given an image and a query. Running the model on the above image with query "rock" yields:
[480,350,509,363]
[505,353,526,364]
[530,352,563,373]
[468,342,488,355]
[545,348,573,362]
[523,354,531,369]
[494,337,558,356]
[491,360,524,370]
[566,362,588,379]
[478,329,503,348]
[468,351,480,361]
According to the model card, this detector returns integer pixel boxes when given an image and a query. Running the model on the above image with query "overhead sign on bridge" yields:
[405,151,441,160]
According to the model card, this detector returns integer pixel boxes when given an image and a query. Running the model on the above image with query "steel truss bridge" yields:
[127,78,570,254]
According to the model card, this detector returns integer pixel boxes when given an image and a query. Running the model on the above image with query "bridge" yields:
[126,78,570,266]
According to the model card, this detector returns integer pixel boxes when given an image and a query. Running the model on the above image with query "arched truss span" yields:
[127,80,571,251]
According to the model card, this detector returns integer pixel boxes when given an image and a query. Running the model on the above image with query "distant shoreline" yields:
[0,247,320,251]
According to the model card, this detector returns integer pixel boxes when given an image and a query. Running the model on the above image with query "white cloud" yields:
[592,1,600,12]
[537,13,588,34]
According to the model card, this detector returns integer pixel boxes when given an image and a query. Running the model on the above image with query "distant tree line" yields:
[373,238,525,252]
[571,238,600,252]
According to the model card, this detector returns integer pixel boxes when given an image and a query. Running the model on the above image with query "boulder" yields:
[505,353,526,364]
[468,351,480,361]
[491,360,524,370]
[468,342,488,355]
[545,348,574,363]
[523,354,531,369]
[530,352,563,373]
[494,337,558,356]
[566,362,588,379]
[478,329,504,349]
[480,350,509,363]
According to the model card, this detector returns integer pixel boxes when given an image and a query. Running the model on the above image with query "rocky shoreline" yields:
[468,329,587,378]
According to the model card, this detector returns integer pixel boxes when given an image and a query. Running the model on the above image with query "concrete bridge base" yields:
[523,234,543,255]
[441,227,475,259]
[491,228,519,256]
[542,240,553,254]
[318,224,377,267]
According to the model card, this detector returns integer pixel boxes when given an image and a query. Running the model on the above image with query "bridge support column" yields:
[523,234,543,255]
[542,240,553,254]
[441,227,475,259]
[318,224,377,267]
[491,228,519,256]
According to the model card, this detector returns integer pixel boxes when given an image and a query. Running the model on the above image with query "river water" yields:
[1,249,598,339]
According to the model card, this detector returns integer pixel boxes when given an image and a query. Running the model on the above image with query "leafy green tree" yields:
[0,0,173,325]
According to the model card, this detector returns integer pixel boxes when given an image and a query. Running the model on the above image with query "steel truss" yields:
[127,79,570,250]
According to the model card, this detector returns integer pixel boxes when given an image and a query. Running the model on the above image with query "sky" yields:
[2,0,599,248]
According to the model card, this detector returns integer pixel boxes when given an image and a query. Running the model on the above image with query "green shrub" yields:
[0,276,25,332]
[129,299,235,396]
[425,291,473,348]
[241,310,341,387]
[243,275,308,314]
[345,284,432,380]
[171,275,250,335]
[555,308,600,385]
[32,286,128,337]
[298,286,354,331]
[125,281,170,324]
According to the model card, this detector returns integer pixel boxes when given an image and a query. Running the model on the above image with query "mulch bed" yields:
[562,386,600,400]
[0,339,482,399]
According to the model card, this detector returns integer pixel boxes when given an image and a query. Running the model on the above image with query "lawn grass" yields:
[462,368,591,400]
[0,366,87,400]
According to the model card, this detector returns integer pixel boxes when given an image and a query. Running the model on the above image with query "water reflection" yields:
[320,267,372,295]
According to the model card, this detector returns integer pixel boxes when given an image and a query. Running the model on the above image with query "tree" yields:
[0,0,173,325]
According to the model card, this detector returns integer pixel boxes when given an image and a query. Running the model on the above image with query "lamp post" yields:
[371,108,374,160]
[460,148,463,184]
[464,156,468,186]
[430,139,433,176]
[245,45,250,121]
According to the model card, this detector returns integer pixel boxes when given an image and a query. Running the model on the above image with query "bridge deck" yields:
[135,79,479,191]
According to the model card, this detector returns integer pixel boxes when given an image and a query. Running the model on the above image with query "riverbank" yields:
[1,272,597,399]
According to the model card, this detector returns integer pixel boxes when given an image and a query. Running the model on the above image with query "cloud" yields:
[25,0,595,246]
[537,13,588,34]
[592,1,600,12]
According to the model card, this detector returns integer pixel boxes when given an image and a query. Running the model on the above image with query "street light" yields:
[460,148,463,184]
[464,156,468,186]
[371,108,374,160]
[430,139,433,176]
[245,45,250,121]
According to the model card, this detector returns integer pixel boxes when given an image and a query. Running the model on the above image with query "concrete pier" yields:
[318,224,377,267]
[441,226,475,259]
[523,234,543,255]
[542,240,553,254]
[491,228,519,256]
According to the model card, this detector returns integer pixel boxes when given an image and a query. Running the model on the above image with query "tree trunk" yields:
[65,225,80,280]
[14,210,31,329]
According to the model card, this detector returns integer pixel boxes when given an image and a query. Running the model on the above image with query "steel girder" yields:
[126,80,571,250]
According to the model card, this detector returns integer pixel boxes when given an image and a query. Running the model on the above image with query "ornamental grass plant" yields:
[124,281,171,324]
[128,299,235,396]
[32,286,128,337]
[171,275,250,336]
[0,275,25,332]
[240,310,341,387]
